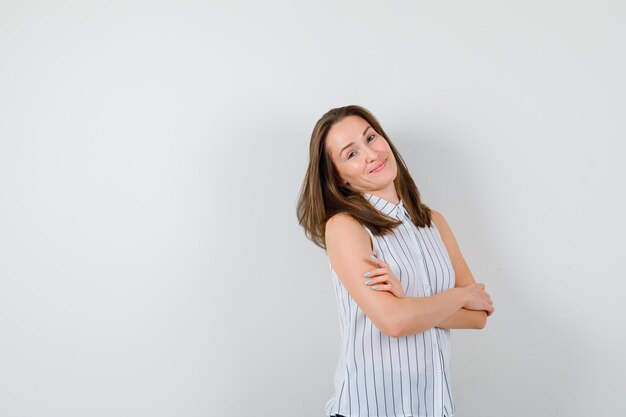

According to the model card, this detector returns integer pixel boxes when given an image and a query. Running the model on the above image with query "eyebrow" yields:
[339,125,371,158]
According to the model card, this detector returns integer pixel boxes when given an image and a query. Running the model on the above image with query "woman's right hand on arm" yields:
[362,257,405,298]
[460,283,494,316]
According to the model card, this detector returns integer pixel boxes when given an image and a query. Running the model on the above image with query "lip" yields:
[371,159,387,173]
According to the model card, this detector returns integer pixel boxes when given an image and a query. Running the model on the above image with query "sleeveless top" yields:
[325,193,456,417]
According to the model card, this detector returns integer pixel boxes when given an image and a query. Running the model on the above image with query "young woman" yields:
[296,105,494,417]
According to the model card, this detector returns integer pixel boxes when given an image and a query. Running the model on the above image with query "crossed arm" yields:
[430,209,489,330]
[436,307,487,329]
[325,209,492,337]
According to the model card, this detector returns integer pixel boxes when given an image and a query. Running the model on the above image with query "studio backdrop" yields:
[1,1,624,416]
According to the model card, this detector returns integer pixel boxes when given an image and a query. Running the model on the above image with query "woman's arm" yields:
[430,210,493,329]
[325,213,474,338]
[436,308,487,329]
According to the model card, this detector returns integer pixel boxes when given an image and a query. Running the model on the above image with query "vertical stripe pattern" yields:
[325,193,456,417]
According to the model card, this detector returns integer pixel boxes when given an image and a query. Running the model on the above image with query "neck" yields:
[366,184,400,205]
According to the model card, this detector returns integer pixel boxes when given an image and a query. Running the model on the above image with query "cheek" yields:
[391,159,399,176]
[336,163,353,179]
[374,142,390,156]
[344,161,364,178]
[346,163,360,176]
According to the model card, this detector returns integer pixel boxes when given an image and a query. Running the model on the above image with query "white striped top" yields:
[325,193,456,417]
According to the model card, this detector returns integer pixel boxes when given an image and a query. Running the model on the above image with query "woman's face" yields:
[325,115,398,195]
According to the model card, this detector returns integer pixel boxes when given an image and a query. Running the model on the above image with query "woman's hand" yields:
[461,283,494,316]
[362,256,405,298]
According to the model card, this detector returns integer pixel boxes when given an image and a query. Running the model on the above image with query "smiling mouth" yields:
[371,159,387,173]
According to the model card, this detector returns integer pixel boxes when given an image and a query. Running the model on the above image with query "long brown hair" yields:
[296,105,432,250]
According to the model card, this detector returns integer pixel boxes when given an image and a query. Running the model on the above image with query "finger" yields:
[363,267,389,279]
[363,275,387,285]
[371,257,389,268]
[391,287,404,298]
[384,284,404,298]
[371,283,388,290]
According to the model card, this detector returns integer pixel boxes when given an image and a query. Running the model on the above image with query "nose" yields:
[365,146,379,162]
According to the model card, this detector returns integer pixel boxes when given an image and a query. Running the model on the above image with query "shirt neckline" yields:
[362,192,406,217]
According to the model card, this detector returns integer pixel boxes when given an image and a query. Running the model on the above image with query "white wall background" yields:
[1,1,624,416]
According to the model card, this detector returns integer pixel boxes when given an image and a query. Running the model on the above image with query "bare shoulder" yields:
[325,211,358,230]
[429,209,449,231]
[429,208,456,247]
[325,212,371,251]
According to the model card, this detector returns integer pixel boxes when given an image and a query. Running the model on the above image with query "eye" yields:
[347,134,376,159]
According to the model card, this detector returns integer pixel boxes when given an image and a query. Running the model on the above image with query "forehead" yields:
[326,115,369,154]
